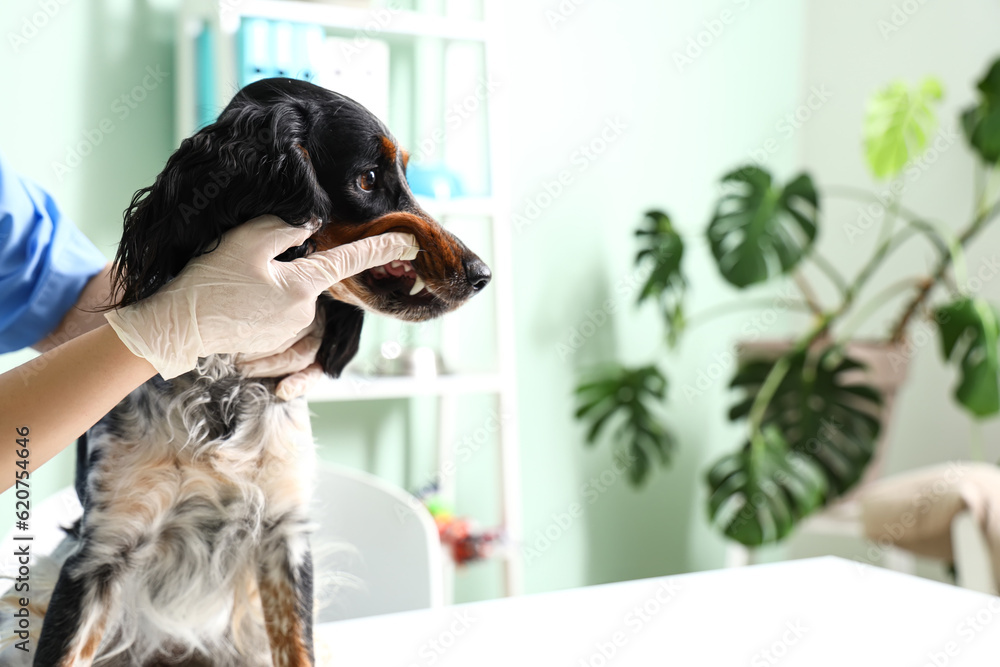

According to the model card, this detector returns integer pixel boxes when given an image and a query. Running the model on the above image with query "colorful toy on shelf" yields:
[416,487,504,566]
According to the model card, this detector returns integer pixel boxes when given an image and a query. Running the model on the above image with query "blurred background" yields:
[3,0,1000,607]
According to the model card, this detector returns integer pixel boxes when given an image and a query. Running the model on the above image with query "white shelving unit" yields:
[176,0,522,599]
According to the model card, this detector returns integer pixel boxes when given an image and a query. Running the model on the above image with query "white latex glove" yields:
[106,215,418,379]
[236,315,324,401]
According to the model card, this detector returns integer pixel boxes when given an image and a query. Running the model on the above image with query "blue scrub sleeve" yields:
[0,153,109,353]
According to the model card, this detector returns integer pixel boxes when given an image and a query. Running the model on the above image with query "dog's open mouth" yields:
[362,259,434,303]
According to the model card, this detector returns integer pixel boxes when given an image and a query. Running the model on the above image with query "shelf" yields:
[307,372,503,402]
[178,0,524,597]
[207,0,489,42]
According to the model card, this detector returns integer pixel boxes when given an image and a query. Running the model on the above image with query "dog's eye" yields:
[357,169,379,191]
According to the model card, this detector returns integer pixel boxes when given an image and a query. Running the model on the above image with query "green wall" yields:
[0,0,177,506]
[0,0,806,599]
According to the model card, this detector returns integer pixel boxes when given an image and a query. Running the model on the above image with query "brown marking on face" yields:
[379,136,397,163]
[401,149,410,169]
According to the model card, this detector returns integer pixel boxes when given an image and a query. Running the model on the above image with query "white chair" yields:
[952,509,996,595]
[309,462,444,622]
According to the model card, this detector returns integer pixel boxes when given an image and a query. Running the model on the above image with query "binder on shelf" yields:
[237,18,273,87]
[272,21,294,78]
[194,23,217,129]
[238,20,326,88]
[292,23,325,83]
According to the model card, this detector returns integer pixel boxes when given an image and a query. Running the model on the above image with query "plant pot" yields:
[736,338,910,512]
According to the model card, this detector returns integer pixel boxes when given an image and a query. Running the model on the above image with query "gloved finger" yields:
[219,215,321,264]
[280,232,419,292]
[275,362,326,401]
[237,328,322,378]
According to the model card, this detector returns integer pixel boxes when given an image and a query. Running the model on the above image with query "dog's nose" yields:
[464,257,492,292]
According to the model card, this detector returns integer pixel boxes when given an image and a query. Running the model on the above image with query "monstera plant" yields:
[575,57,1000,546]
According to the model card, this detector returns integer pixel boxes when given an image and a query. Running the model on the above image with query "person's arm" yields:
[1,324,156,492]
[0,151,110,355]
[1,218,418,491]
[30,263,116,353]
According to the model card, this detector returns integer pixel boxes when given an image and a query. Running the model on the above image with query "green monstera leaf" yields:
[707,427,827,546]
[864,77,943,179]
[575,364,675,484]
[706,346,883,545]
[635,210,686,346]
[962,58,1000,165]
[706,167,819,289]
[935,297,1000,418]
[727,347,883,497]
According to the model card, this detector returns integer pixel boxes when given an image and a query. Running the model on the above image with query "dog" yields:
[16,77,490,666]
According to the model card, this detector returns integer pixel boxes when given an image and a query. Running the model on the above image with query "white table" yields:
[316,556,1000,666]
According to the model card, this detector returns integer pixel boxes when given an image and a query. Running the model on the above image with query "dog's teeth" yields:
[403,263,414,273]
[409,276,426,295]
[390,261,402,269]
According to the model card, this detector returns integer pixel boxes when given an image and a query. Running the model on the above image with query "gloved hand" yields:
[106,215,418,379]
[236,315,325,401]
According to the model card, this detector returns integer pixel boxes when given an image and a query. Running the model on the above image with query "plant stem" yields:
[840,225,904,313]
[686,296,813,330]
[747,316,832,438]
[836,277,925,343]
[793,271,824,315]
[748,355,792,436]
[836,216,958,325]
[826,185,928,227]
[808,251,850,296]
[890,193,1000,342]
[827,186,954,254]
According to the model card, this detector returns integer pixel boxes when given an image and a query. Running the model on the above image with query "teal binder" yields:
[195,23,217,129]
[292,23,325,82]
[237,18,274,87]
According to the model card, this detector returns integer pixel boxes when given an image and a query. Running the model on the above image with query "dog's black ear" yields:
[110,100,331,308]
[316,298,365,377]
